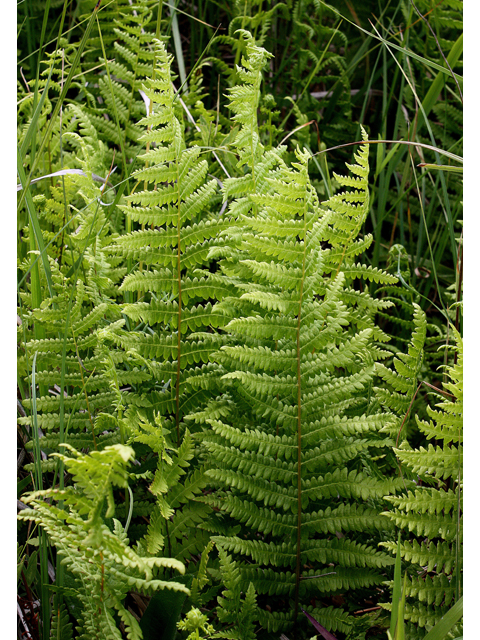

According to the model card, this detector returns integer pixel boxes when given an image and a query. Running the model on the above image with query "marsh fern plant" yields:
[18,444,188,640]
[380,327,463,639]
[111,40,229,447]
[198,129,407,635]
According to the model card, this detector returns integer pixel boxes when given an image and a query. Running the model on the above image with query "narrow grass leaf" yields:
[390,534,402,638]
[417,164,463,173]
[301,608,339,640]
[30,353,51,639]
[423,597,463,640]
[17,146,54,299]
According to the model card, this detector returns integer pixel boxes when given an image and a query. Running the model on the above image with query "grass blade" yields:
[30,353,51,639]
[17,146,55,299]
[168,0,187,91]
[395,574,407,640]
[390,533,402,638]
[19,62,54,160]
[423,597,463,640]
[417,163,463,173]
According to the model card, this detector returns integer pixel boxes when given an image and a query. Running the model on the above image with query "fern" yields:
[375,303,427,439]
[380,327,463,638]
[219,32,288,223]
[18,444,189,640]
[228,1,289,51]
[49,599,74,640]
[126,410,213,564]
[177,607,217,639]
[111,39,228,447]
[85,0,162,172]
[197,121,407,633]
[213,548,259,640]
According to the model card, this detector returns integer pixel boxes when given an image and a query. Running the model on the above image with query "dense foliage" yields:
[17,1,462,639]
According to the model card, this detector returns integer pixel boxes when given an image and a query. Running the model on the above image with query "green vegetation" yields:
[17,1,462,639]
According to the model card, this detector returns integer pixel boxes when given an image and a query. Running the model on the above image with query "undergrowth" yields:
[17,2,462,639]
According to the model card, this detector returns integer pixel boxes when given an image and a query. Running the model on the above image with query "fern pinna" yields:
[380,327,463,639]
[199,138,407,636]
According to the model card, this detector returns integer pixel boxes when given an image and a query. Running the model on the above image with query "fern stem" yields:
[175,159,182,448]
[156,1,164,40]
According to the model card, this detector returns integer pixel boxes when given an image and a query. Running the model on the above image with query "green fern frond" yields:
[111,39,229,449]
[19,445,188,639]
[214,547,259,640]
[381,328,462,634]
[190,52,406,626]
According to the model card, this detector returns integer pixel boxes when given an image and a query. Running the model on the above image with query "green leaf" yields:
[390,534,402,638]
[140,581,190,640]
[423,597,463,640]
[17,146,54,298]
[418,164,463,174]
[18,475,32,499]
[395,574,407,640]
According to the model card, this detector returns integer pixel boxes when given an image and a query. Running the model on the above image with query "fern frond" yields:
[381,328,463,631]
[190,56,405,626]
[18,445,188,639]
